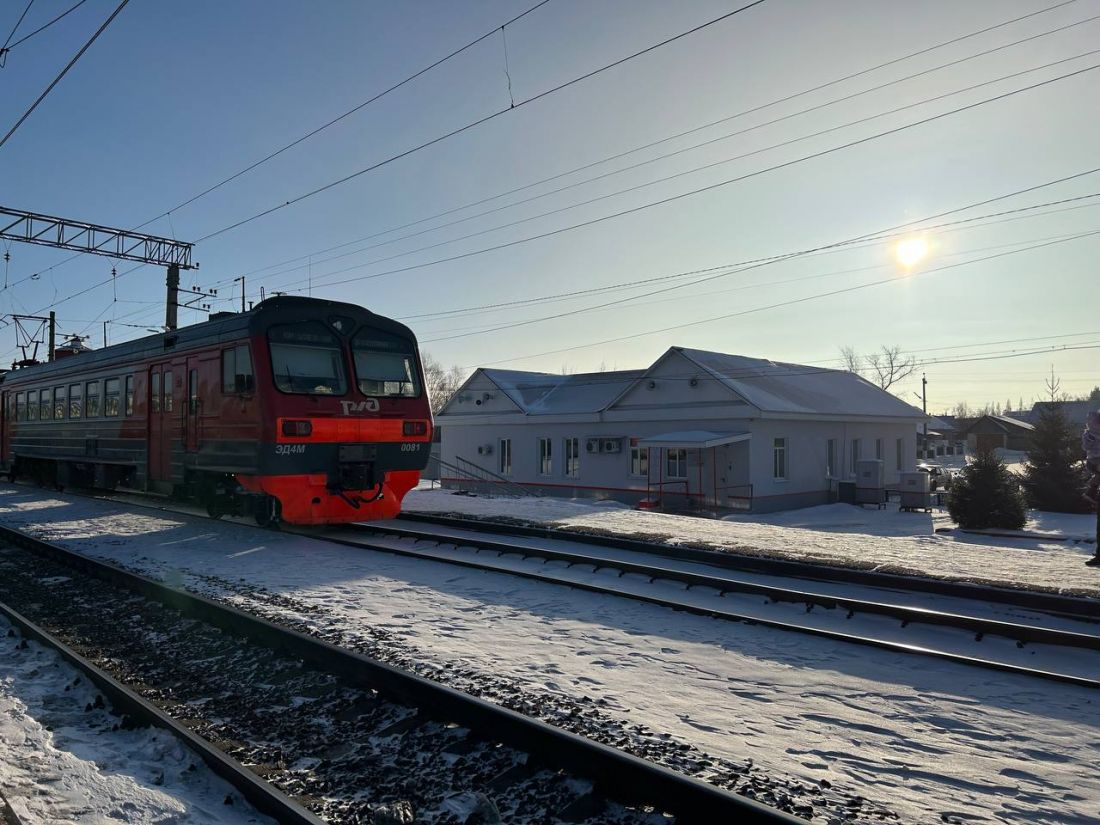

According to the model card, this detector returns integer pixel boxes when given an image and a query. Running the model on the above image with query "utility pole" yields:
[234,275,246,312]
[103,320,108,349]
[47,311,55,362]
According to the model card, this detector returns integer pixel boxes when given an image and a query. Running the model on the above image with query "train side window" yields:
[151,373,161,413]
[69,384,82,419]
[54,386,66,420]
[125,375,134,416]
[26,390,37,421]
[164,371,173,412]
[39,388,52,421]
[188,369,198,413]
[15,392,24,422]
[104,378,121,417]
[223,345,254,394]
[85,381,101,417]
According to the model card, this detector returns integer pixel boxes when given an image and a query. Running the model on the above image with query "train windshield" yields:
[352,329,420,398]
[269,322,347,395]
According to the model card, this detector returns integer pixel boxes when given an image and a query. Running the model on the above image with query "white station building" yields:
[437,346,927,513]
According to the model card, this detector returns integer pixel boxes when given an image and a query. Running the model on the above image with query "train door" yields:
[184,357,201,454]
[148,364,173,482]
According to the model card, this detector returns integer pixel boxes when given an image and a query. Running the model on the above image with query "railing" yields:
[441,455,539,498]
[718,483,753,510]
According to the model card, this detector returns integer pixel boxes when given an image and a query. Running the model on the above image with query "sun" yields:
[895,237,929,269]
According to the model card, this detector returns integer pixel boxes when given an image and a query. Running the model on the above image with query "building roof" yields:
[445,346,925,420]
[673,348,924,418]
[961,414,1035,435]
[1031,400,1093,426]
[636,430,752,449]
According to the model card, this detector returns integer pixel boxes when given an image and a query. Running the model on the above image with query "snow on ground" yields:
[0,613,271,824]
[403,490,1100,598]
[0,485,1096,823]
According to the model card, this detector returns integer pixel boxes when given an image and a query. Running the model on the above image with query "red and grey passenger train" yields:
[0,296,432,525]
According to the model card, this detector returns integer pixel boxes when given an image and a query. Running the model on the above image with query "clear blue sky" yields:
[0,0,1097,412]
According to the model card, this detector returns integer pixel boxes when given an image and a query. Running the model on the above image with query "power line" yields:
[192,0,771,244]
[2,0,89,56]
[223,0,1083,284]
[0,0,130,151]
[261,47,1100,296]
[258,64,1100,298]
[1,0,35,52]
[224,5,1100,287]
[468,228,1100,368]
[132,0,554,231]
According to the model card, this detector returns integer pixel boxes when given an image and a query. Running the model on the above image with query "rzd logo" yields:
[340,399,380,415]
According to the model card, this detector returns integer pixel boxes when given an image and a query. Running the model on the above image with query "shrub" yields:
[948,449,1027,530]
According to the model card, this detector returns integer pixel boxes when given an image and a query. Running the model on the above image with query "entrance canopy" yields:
[636,430,751,449]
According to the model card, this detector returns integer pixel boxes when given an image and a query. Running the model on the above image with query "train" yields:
[0,296,433,526]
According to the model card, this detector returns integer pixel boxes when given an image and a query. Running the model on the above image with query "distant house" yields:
[437,346,925,513]
[960,414,1034,453]
[1029,400,1092,429]
[919,415,966,460]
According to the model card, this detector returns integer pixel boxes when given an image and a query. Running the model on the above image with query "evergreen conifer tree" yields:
[1022,403,1087,513]
[948,449,1027,529]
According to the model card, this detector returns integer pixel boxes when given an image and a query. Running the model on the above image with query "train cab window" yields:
[188,370,199,413]
[222,345,254,394]
[125,375,134,416]
[85,381,101,417]
[269,322,346,395]
[15,392,25,422]
[26,390,37,421]
[151,373,161,413]
[69,384,82,419]
[351,329,420,398]
[39,388,52,421]
[164,371,174,412]
[54,386,66,420]
[104,378,121,417]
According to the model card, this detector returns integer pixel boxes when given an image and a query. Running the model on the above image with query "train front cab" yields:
[232,306,432,526]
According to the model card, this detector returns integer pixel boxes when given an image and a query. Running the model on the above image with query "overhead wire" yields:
[2,0,89,56]
[1,0,35,53]
[0,0,130,150]
[223,0,1083,284]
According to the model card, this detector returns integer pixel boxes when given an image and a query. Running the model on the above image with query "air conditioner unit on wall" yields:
[585,438,601,454]
[601,438,622,453]
[477,443,493,455]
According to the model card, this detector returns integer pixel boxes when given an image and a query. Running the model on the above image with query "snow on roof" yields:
[675,348,924,419]
[458,347,925,419]
[974,414,1035,432]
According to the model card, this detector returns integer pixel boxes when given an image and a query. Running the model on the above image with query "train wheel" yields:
[255,495,281,528]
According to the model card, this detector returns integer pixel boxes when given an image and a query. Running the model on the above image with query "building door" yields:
[148,365,172,482]
[185,359,201,454]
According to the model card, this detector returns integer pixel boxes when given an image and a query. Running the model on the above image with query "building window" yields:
[163,371,173,412]
[222,345,254,393]
[39,388,52,421]
[773,437,787,480]
[26,390,37,421]
[54,386,66,420]
[667,448,688,479]
[499,438,512,476]
[850,438,861,475]
[875,438,884,461]
[15,392,24,422]
[69,384,82,419]
[563,437,579,478]
[105,378,121,417]
[630,443,649,477]
[537,437,552,476]
[826,438,836,477]
[85,381,101,417]
[896,437,903,469]
[125,375,134,416]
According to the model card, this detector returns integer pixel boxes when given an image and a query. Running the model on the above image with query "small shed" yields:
[960,414,1034,453]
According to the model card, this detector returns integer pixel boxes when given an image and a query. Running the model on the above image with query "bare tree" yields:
[865,345,917,391]
[421,352,466,416]
[840,345,862,374]
[1044,365,1061,403]
[953,401,971,418]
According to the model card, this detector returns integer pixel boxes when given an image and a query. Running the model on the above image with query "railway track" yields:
[0,519,804,825]
[340,519,1100,689]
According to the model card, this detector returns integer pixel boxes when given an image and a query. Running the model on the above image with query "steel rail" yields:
[365,523,1100,651]
[338,524,1100,690]
[399,512,1100,619]
[0,521,803,825]
[0,599,323,825]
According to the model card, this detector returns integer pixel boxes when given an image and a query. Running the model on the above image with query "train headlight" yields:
[282,420,313,437]
[402,420,428,437]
